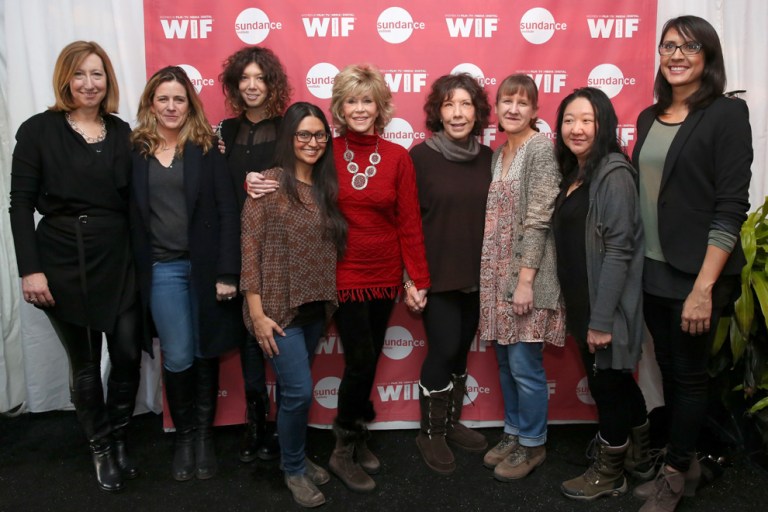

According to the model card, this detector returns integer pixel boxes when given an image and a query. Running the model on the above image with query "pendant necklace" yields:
[344,136,381,191]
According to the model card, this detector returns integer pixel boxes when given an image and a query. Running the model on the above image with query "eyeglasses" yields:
[295,131,330,143]
[658,41,703,56]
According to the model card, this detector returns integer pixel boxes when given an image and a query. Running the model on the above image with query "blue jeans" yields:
[494,342,548,447]
[269,320,324,475]
[150,260,200,372]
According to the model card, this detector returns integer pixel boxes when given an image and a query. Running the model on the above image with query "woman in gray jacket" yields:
[553,88,650,501]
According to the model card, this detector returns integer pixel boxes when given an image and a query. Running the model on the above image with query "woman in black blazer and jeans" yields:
[130,66,243,482]
[631,16,752,512]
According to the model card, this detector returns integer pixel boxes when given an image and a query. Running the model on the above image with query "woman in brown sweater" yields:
[241,102,346,508]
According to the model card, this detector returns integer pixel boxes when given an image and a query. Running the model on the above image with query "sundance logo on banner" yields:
[381,118,426,150]
[576,376,595,405]
[314,376,341,409]
[587,15,640,39]
[235,8,282,44]
[381,325,425,360]
[305,62,340,100]
[302,14,355,37]
[519,7,567,45]
[463,374,491,405]
[376,7,425,44]
[445,14,498,38]
[450,63,497,87]
[177,64,214,94]
[160,16,213,39]
[587,63,636,98]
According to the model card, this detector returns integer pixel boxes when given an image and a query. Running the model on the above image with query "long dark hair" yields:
[555,87,626,185]
[653,15,726,115]
[273,102,346,257]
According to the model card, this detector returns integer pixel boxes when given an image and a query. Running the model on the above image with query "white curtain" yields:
[1,0,766,413]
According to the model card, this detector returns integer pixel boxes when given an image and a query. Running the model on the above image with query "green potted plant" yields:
[711,195,768,462]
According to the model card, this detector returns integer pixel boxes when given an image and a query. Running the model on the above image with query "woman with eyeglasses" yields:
[218,45,291,464]
[631,16,752,512]
[129,66,244,482]
[241,102,346,508]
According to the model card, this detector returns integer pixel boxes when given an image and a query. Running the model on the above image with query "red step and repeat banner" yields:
[143,0,657,429]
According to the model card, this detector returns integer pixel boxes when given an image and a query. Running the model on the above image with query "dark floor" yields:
[0,411,765,512]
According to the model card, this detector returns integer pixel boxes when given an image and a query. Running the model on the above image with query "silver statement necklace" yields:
[344,136,381,191]
[66,112,106,144]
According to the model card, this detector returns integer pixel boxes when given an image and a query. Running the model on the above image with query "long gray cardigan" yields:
[586,153,645,370]
[490,134,562,310]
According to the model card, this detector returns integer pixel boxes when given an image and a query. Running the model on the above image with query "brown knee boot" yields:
[446,373,487,452]
[625,419,655,480]
[329,421,376,492]
[415,383,455,475]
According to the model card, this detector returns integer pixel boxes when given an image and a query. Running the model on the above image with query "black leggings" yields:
[420,290,479,390]
[334,298,394,428]
[46,304,142,439]
[575,338,647,447]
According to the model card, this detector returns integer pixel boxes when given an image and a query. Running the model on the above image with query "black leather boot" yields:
[107,376,140,479]
[258,427,281,461]
[239,391,268,463]
[164,367,197,481]
[71,369,124,492]
[195,357,220,479]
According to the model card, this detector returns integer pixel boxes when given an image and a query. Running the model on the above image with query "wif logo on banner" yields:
[302,15,355,37]
[160,16,213,39]
[315,334,344,355]
[587,16,640,39]
[377,381,420,402]
[445,15,498,38]
[383,71,427,93]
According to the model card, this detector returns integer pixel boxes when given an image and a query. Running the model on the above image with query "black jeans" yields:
[420,290,479,390]
[334,298,394,429]
[643,278,736,471]
[47,304,142,441]
[575,338,647,447]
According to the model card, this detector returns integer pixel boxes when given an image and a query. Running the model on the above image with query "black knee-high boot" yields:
[72,369,123,492]
[107,376,140,479]
[164,366,197,481]
[195,357,220,479]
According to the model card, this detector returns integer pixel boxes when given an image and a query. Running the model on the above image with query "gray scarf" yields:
[425,131,481,162]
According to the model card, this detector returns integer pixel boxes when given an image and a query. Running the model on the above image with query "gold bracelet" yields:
[403,280,415,290]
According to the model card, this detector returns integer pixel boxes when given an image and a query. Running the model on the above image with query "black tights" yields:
[420,290,479,390]
[334,298,394,428]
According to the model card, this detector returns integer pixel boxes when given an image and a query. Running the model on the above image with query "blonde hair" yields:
[131,66,213,157]
[50,41,119,113]
[329,64,393,135]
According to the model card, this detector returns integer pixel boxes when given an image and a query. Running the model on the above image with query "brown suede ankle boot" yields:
[561,434,629,500]
[328,422,376,492]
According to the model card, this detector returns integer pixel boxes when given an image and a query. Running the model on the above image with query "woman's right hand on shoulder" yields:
[245,172,280,199]
[251,314,285,357]
[22,272,55,307]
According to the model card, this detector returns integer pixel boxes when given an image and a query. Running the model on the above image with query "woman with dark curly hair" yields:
[218,45,292,464]
[409,73,492,474]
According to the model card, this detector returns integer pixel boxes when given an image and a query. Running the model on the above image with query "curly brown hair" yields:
[423,73,490,136]
[219,46,291,118]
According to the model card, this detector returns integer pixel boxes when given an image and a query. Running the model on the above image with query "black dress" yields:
[10,110,137,336]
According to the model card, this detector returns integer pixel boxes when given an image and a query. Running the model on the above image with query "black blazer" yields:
[632,96,752,277]
[130,140,245,357]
